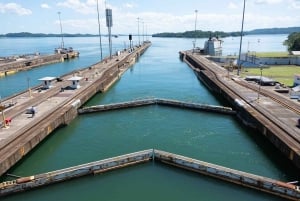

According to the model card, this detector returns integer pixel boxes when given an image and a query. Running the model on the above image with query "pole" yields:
[108,27,112,59]
[137,17,140,46]
[27,77,32,98]
[57,12,64,49]
[142,21,145,44]
[257,65,263,102]
[194,10,198,52]
[146,24,148,41]
[237,0,246,76]
[106,8,113,59]
[96,0,103,60]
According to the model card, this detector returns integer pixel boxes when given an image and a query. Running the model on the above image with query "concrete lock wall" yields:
[0,54,63,73]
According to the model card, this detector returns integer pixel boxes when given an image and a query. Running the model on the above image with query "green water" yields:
[1,35,298,201]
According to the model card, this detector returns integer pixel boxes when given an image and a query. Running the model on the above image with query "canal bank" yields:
[180,51,300,170]
[0,42,151,176]
[0,35,297,201]
[0,54,63,77]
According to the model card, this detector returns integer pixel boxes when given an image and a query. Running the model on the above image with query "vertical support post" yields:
[142,21,144,44]
[57,11,64,49]
[96,0,103,60]
[106,8,113,59]
[237,0,246,76]
[137,17,140,46]
[27,77,32,98]
[193,10,198,53]
[1,110,7,128]
[257,65,263,102]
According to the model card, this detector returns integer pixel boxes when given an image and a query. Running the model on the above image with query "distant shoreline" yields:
[0,27,299,38]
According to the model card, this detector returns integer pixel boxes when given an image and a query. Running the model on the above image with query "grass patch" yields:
[241,65,300,86]
[248,52,290,57]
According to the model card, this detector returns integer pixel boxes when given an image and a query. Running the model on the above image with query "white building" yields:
[67,76,82,89]
[290,85,300,99]
[38,77,56,89]
[203,37,222,56]
[294,74,300,86]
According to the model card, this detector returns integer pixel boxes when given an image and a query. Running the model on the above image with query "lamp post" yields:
[237,0,246,76]
[27,77,32,98]
[257,65,263,102]
[96,0,103,60]
[0,96,7,128]
[105,8,113,59]
[57,11,64,49]
[142,21,145,44]
[137,17,140,46]
[193,10,198,53]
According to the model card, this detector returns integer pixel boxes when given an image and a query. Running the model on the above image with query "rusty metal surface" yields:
[154,149,300,201]
[1,149,299,200]
[78,98,235,115]
[0,149,153,196]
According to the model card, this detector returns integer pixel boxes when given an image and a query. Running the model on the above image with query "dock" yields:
[0,49,79,77]
[180,51,300,169]
[0,42,151,176]
[0,149,299,200]
[78,98,236,115]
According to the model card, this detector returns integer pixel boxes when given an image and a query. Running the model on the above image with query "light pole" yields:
[193,10,198,53]
[96,0,103,60]
[137,17,140,46]
[142,21,145,44]
[57,11,64,49]
[237,0,246,76]
[0,96,7,128]
[27,77,32,98]
[105,8,113,59]
[257,65,263,102]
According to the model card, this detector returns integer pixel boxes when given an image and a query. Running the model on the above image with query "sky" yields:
[0,0,300,35]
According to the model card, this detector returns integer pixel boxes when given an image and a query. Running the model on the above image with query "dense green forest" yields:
[284,32,300,52]
[152,30,240,38]
[152,27,300,38]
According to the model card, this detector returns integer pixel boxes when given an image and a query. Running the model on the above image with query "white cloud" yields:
[41,4,51,9]
[228,2,238,9]
[124,3,136,9]
[56,0,107,14]
[57,0,94,14]
[0,3,32,15]
[254,0,283,4]
[55,18,98,33]
[288,0,300,9]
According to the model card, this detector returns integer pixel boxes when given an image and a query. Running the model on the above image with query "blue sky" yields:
[1,0,300,34]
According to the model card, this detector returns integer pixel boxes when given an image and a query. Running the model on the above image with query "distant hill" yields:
[152,30,240,38]
[1,27,299,38]
[246,27,300,35]
[152,27,300,38]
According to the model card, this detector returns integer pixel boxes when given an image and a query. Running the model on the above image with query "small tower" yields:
[38,77,56,89]
[67,76,82,89]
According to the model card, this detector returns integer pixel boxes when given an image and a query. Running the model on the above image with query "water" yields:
[0,34,297,201]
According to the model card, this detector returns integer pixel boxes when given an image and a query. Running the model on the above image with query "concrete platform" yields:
[0,43,151,176]
[181,51,300,169]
